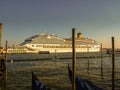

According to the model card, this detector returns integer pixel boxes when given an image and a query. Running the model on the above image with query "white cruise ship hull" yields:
[38,48,100,53]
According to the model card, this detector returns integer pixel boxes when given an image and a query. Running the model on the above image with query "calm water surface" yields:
[3,53,120,90]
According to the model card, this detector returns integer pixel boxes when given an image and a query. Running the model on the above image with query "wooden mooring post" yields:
[87,45,90,73]
[112,37,115,90]
[5,41,8,81]
[72,28,76,90]
[55,49,57,60]
[100,43,103,79]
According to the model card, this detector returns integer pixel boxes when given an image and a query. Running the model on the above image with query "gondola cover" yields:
[68,64,103,90]
[32,72,47,90]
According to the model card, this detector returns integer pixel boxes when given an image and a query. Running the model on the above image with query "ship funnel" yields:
[0,23,2,47]
[77,33,83,39]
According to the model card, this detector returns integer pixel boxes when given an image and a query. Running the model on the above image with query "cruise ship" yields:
[18,33,101,53]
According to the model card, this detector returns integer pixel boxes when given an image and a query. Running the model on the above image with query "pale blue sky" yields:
[0,0,120,48]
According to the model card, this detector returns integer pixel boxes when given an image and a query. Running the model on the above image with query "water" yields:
[2,53,120,90]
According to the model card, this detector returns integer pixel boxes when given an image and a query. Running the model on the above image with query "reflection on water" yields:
[3,53,120,90]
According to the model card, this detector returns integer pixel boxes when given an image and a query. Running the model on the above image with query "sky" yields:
[0,0,120,48]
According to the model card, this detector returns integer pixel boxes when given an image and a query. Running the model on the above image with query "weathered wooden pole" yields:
[112,37,115,90]
[0,23,2,47]
[5,40,8,80]
[100,43,103,79]
[87,45,90,73]
[72,28,76,90]
[55,49,57,60]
